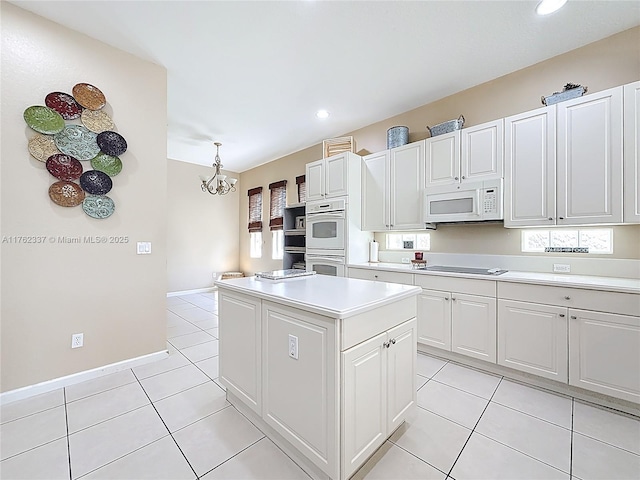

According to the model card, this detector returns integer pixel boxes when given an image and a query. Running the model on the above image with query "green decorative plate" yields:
[91,152,122,176]
[23,106,65,134]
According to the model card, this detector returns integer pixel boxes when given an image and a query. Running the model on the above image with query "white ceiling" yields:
[10,1,640,172]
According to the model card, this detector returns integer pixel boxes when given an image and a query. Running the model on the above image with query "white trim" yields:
[167,287,217,297]
[0,350,168,406]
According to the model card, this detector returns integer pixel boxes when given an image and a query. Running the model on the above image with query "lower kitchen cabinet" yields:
[497,299,568,382]
[417,289,451,350]
[451,293,496,363]
[342,318,416,479]
[569,309,640,404]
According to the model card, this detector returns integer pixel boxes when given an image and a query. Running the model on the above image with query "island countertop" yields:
[214,274,420,319]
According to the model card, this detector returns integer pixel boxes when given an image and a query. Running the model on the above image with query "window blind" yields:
[248,187,263,232]
[296,175,306,204]
[269,180,287,231]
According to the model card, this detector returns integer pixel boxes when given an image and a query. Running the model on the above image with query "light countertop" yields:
[214,274,420,319]
[349,262,640,294]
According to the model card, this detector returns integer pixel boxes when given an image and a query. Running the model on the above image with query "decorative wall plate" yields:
[97,131,127,156]
[28,133,61,162]
[45,92,83,120]
[54,125,100,161]
[23,106,65,134]
[90,152,122,176]
[48,181,85,207]
[82,195,115,219]
[80,170,112,195]
[81,109,115,133]
[46,154,83,181]
[72,83,106,110]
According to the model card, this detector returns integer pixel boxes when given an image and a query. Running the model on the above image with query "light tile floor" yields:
[1,291,639,479]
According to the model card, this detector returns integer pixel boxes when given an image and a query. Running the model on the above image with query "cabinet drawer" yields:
[348,268,414,286]
[498,282,640,317]
[414,274,496,297]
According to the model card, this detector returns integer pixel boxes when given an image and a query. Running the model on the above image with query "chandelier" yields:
[201,142,237,195]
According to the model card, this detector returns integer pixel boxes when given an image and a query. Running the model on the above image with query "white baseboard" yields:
[167,287,217,297]
[0,350,169,406]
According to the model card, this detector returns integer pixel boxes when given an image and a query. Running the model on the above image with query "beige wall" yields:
[167,159,240,292]
[1,3,168,392]
[239,27,640,273]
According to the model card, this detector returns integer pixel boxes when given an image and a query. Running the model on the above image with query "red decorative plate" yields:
[45,92,83,120]
[46,154,83,181]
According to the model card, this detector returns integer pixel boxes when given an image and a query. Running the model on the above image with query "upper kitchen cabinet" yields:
[362,141,425,231]
[556,86,623,225]
[424,120,503,189]
[305,152,361,201]
[623,81,640,223]
[504,106,557,227]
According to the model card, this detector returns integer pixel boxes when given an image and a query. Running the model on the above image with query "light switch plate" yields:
[137,242,152,255]
[288,334,298,360]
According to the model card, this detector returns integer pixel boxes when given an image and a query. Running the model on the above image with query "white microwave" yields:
[424,179,503,223]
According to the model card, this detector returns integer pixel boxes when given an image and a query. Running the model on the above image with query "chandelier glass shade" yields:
[201,142,237,195]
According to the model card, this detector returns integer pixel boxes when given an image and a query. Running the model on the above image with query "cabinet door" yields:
[342,332,387,478]
[306,159,325,201]
[461,119,504,182]
[325,154,349,198]
[623,81,640,223]
[386,319,417,434]
[390,141,425,230]
[362,151,389,231]
[218,292,262,415]
[557,87,623,225]
[451,293,496,363]
[569,309,640,403]
[425,131,460,187]
[497,300,568,382]
[504,107,556,227]
[417,289,451,350]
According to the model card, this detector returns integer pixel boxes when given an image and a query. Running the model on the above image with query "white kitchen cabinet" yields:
[451,293,497,363]
[460,119,504,183]
[623,81,640,223]
[425,131,460,187]
[497,299,568,382]
[342,318,416,479]
[347,267,414,285]
[416,289,451,350]
[306,152,360,201]
[362,142,424,231]
[218,291,262,415]
[569,309,640,403]
[504,106,557,227]
[556,86,623,225]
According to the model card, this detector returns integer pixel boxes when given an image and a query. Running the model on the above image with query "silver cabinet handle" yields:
[571,315,577,319]
[462,176,465,179]
[374,275,378,279]
[444,297,450,301]
[454,176,459,180]
[383,341,390,348]
[564,296,571,300]
[559,217,565,220]
[559,314,565,317]
[390,338,396,345]
[451,297,456,301]
[548,217,553,221]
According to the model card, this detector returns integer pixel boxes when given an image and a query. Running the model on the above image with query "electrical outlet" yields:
[401,258,411,264]
[288,334,298,360]
[212,272,218,280]
[71,333,84,348]
[553,264,571,273]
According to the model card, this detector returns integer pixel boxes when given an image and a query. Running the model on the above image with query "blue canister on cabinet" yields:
[387,126,409,149]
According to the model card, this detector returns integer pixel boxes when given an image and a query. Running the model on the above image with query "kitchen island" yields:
[214,274,421,480]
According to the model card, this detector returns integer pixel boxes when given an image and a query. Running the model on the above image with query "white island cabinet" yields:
[215,274,420,480]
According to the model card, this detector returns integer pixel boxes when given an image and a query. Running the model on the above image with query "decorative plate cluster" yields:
[24,83,127,219]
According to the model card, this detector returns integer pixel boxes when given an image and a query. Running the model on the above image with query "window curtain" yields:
[296,175,306,204]
[269,180,287,231]
[248,187,263,232]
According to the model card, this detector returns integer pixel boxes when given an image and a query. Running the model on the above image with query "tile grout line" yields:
[197,436,266,478]
[63,388,72,480]
[570,397,575,478]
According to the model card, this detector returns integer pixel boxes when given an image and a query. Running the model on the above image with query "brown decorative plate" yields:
[28,133,61,162]
[48,181,85,207]
[46,154,83,181]
[72,83,106,110]
[81,109,115,133]
[45,92,83,120]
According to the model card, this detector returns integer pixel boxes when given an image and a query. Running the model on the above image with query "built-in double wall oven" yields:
[306,198,347,276]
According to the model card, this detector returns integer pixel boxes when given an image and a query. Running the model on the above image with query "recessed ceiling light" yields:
[536,0,568,15]
[316,109,330,119]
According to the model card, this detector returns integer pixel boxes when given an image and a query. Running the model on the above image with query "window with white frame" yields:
[250,232,262,258]
[272,230,284,260]
[521,228,613,254]
[386,233,431,250]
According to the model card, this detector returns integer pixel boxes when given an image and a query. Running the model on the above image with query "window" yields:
[248,187,263,257]
[521,228,613,254]
[250,232,262,258]
[296,175,306,203]
[386,233,431,250]
[272,230,284,260]
[269,180,287,231]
